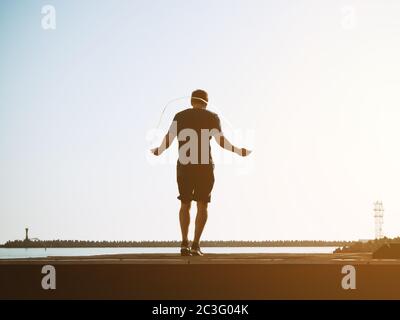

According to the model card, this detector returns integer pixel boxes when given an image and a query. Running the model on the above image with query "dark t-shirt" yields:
[171,108,221,166]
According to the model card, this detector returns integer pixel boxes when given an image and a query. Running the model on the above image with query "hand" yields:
[151,147,162,156]
[237,148,252,157]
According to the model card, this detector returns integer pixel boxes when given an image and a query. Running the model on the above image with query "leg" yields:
[193,201,208,245]
[179,201,191,243]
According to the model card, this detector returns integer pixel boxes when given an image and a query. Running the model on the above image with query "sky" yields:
[1,0,400,243]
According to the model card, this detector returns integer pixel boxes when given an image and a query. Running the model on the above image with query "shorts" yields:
[177,164,215,203]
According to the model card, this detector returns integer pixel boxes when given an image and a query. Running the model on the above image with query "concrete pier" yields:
[1,253,400,299]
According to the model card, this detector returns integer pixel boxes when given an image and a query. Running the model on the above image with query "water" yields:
[0,247,338,259]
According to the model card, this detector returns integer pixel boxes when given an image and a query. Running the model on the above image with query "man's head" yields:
[191,89,208,109]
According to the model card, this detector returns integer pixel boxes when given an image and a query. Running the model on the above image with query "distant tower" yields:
[25,228,29,241]
[373,201,384,239]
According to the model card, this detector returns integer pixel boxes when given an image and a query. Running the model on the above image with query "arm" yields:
[214,132,252,157]
[151,131,176,156]
[151,120,177,156]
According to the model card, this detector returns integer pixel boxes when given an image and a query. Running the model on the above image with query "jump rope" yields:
[153,96,252,156]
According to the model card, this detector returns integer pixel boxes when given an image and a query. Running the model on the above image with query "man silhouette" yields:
[151,89,251,256]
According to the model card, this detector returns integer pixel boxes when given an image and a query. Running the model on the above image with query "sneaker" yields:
[180,240,191,256]
[190,243,204,256]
